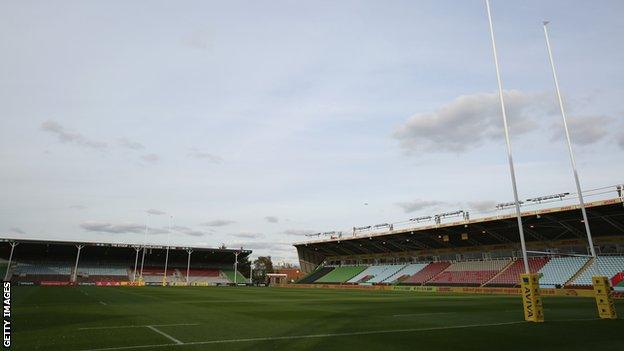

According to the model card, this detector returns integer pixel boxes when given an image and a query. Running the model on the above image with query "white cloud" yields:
[466,200,496,212]
[187,148,222,163]
[147,209,166,215]
[550,115,613,145]
[231,232,264,239]
[118,137,145,150]
[394,91,551,154]
[264,216,279,223]
[69,205,87,210]
[396,199,445,213]
[41,120,107,149]
[9,227,25,235]
[141,153,160,163]
[201,219,236,227]
[283,229,317,236]
[182,30,212,50]
[172,225,208,237]
[80,221,168,234]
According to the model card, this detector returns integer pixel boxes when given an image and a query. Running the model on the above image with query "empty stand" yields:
[486,257,550,287]
[428,259,511,286]
[537,256,589,288]
[76,266,129,282]
[383,263,429,283]
[222,269,246,283]
[347,265,388,283]
[569,256,624,287]
[368,265,406,284]
[401,262,450,284]
[297,267,333,283]
[315,266,366,283]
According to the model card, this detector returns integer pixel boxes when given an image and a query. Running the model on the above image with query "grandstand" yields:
[295,197,624,290]
[0,238,251,286]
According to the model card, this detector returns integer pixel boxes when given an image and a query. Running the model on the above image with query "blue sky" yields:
[1,0,623,263]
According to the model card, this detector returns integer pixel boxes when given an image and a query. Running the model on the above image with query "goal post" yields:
[520,273,544,323]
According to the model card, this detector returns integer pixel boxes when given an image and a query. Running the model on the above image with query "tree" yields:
[252,256,274,284]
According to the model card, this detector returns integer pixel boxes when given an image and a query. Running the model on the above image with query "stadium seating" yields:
[74,265,129,283]
[383,263,429,283]
[315,266,366,283]
[347,265,390,283]
[139,267,175,283]
[537,256,590,288]
[568,256,624,287]
[486,257,550,287]
[297,266,333,283]
[368,265,407,284]
[612,272,624,288]
[12,262,72,276]
[428,259,511,286]
[402,262,451,284]
[222,269,246,283]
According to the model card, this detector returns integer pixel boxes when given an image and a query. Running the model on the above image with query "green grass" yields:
[12,286,624,351]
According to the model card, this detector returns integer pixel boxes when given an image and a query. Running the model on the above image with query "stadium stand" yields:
[427,259,511,286]
[383,263,429,283]
[0,239,251,286]
[223,269,246,283]
[315,266,366,283]
[486,257,550,287]
[402,262,451,284]
[537,256,590,288]
[346,265,391,284]
[297,266,333,283]
[568,256,624,287]
[185,268,230,284]
[12,261,72,276]
[368,265,407,284]
[76,266,130,283]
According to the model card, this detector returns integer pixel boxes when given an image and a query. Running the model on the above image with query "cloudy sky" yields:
[1,0,623,264]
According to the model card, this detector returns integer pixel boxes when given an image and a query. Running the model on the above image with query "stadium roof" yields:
[294,198,624,258]
[0,237,251,256]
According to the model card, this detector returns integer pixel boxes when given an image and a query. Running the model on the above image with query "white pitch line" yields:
[78,323,199,331]
[393,312,455,317]
[77,320,526,351]
[146,326,183,345]
[77,318,605,351]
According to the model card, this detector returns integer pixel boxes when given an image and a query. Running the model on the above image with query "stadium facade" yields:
[294,196,624,290]
[0,238,251,286]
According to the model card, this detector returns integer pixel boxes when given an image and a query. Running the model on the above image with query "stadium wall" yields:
[276,283,624,299]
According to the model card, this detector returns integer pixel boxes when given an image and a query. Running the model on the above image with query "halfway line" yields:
[78,323,199,331]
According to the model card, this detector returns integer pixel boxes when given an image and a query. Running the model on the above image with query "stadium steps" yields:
[568,256,624,287]
[347,266,386,284]
[423,265,450,284]
[222,270,246,283]
[368,265,407,284]
[297,266,333,283]
[565,257,595,286]
[480,260,515,287]
[315,266,366,283]
[383,263,429,284]
[402,262,450,285]
[484,257,550,287]
[537,256,589,287]
[426,260,511,286]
